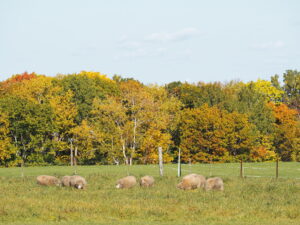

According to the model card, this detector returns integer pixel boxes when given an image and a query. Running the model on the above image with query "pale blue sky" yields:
[0,0,299,84]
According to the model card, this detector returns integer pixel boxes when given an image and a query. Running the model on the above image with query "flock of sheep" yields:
[36,173,224,191]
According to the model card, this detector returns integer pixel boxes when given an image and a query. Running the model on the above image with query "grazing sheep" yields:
[69,175,87,189]
[61,176,72,187]
[140,175,155,187]
[37,175,61,186]
[177,173,206,190]
[116,176,137,189]
[205,177,224,191]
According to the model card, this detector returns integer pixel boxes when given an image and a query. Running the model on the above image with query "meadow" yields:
[0,162,299,225]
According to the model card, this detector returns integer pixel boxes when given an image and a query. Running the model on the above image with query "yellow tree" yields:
[91,96,130,164]
[70,120,103,164]
[139,85,181,163]
[252,79,284,103]
[8,75,54,104]
[179,104,257,163]
[0,111,17,166]
[119,80,152,165]
[49,89,78,163]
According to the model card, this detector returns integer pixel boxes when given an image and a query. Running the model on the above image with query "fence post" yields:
[74,146,78,175]
[158,147,163,176]
[177,148,181,177]
[209,156,213,176]
[70,139,74,167]
[276,158,279,179]
[240,159,243,178]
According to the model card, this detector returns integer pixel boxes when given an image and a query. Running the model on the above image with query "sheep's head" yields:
[75,181,85,189]
[176,182,183,189]
[55,180,62,187]
[140,179,146,186]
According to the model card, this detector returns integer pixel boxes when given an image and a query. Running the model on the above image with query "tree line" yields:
[0,70,299,167]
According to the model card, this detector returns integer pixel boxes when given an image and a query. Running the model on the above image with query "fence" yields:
[161,160,300,180]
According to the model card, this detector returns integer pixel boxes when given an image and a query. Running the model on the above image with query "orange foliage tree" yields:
[269,103,300,161]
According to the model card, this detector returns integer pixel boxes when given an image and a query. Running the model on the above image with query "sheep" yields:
[116,176,137,189]
[205,177,224,191]
[140,175,155,187]
[36,175,61,186]
[177,173,206,190]
[61,176,72,187]
[69,175,87,189]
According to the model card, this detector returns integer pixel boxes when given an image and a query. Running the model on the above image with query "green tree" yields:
[235,82,275,135]
[54,71,119,123]
[283,70,300,113]
[0,96,55,165]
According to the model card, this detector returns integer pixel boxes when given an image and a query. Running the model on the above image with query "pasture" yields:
[0,162,299,225]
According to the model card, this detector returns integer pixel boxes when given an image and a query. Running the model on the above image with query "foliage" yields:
[282,70,300,113]
[0,111,17,166]
[179,105,257,163]
[252,79,284,102]
[0,70,299,166]
[269,103,300,161]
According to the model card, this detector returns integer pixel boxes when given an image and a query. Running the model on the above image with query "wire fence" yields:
[162,161,300,180]
[0,160,298,180]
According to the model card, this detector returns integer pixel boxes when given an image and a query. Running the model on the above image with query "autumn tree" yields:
[269,103,300,161]
[0,111,17,166]
[91,96,129,164]
[0,72,37,96]
[179,104,257,163]
[252,79,284,103]
[70,120,103,164]
[138,85,181,163]
[54,71,118,123]
[49,89,78,164]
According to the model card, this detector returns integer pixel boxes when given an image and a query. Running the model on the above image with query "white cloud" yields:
[115,28,199,60]
[118,41,142,50]
[145,27,200,42]
[252,41,285,49]
[114,47,167,61]
[118,34,128,42]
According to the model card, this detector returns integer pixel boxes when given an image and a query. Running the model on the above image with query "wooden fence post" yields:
[158,147,163,176]
[70,139,73,167]
[74,146,78,175]
[276,158,279,179]
[240,159,243,178]
[177,148,181,177]
[209,156,213,176]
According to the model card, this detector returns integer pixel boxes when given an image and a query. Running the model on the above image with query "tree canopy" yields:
[0,70,299,166]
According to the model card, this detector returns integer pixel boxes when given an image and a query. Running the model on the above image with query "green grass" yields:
[0,163,299,225]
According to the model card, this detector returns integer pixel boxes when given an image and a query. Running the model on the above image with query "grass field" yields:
[0,162,299,225]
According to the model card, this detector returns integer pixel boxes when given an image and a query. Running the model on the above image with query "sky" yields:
[0,0,299,84]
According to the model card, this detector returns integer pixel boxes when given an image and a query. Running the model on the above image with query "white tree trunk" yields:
[122,141,128,165]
